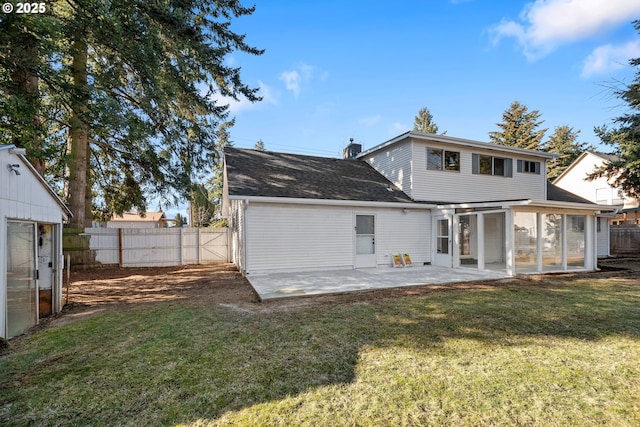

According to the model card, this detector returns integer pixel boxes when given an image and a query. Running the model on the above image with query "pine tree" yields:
[544,126,591,180]
[255,139,265,150]
[1,1,263,227]
[413,107,445,134]
[489,101,547,150]
[588,21,640,198]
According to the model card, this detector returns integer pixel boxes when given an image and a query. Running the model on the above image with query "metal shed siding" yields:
[0,157,65,224]
[1,148,66,338]
[242,202,432,274]
[363,140,414,198]
[410,141,546,202]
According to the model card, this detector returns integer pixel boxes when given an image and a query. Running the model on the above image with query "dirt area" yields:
[23,257,640,334]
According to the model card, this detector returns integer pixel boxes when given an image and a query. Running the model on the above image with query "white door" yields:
[355,214,376,268]
[6,221,38,338]
[433,216,452,267]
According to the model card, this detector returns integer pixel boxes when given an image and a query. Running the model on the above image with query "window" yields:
[427,148,460,171]
[517,160,540,174]
[472,154,512,177]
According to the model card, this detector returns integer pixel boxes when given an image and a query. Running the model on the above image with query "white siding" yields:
[0,152,66,224]
[1,148,66,339]
[375,208,431,266]
[410,141,546,202]
[554,152,630,206]
[246,203,353,273]
[242,202,431,274]
[364,140,413,198]
[596,216,610,257]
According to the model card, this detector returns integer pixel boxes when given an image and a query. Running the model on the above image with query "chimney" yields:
[343,138,362,160]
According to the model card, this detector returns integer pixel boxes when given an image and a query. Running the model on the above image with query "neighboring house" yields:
[553,151,640,225]
[223,131,609,278]
[106,211,168,228]
[1,145,72,339]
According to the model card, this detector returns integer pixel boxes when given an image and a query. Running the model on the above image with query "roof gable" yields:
[224,147,414,204]
[1,145,72,219]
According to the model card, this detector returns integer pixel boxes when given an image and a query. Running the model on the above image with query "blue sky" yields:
[217,0,640,158]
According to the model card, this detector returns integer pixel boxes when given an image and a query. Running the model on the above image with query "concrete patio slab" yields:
[246,266,511,300]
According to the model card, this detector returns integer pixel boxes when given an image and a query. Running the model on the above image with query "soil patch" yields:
[19,257,640,336]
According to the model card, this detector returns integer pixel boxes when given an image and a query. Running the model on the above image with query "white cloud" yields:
[212,80,278,113]
[489,0,640,60]
[358,115,382,127]
[279,70,301,97]
[581,40,640,78]
[390,122,408,134]
[279,63,326,97]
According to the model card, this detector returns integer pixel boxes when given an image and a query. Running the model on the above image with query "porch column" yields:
[477,213,485,270]
[505,210,514,276]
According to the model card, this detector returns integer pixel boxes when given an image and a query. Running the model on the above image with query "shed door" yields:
[6,221,38,338]
[355,214,376,268]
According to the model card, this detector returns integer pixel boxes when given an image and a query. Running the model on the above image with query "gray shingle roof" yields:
[546,182,593,204]
[224,147,415,203]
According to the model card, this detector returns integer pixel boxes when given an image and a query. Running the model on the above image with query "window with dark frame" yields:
[517,159,540,174]
[427,147,460,171]
[475,154,511,177]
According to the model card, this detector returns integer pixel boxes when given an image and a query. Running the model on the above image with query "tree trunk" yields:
[9,19,45,175]
[68,38,90,228]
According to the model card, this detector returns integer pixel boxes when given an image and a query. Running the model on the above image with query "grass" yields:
[1,275,639,426]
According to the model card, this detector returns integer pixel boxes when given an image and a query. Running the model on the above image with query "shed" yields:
[1,145,71,339]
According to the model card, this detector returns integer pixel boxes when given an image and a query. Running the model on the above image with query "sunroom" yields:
[433,200,602,276]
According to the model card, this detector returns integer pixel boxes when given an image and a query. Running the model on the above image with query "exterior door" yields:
[433,216,452,267]
[355,214,376,268]
[6,221,38,338]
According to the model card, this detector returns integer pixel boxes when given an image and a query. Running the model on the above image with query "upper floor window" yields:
[427,148,460,171]
[517,160,541,174]
[472,154,512,177]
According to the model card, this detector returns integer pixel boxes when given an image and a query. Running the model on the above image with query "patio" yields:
[246,266,511,300]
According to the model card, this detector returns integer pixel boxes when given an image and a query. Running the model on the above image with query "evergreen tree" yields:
[489,101,547,150]
[588,21,640,198]
[1,1,263,227]
[413,107,444,134]
[255,139,265,150]
[544,126,591,180]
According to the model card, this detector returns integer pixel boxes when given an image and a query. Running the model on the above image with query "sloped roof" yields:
[546,182,593,204]
[224,147,414,204]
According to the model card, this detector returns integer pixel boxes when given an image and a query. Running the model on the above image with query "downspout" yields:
[242,200,249,275]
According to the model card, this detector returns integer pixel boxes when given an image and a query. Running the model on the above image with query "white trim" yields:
[358,131,555,160]
[228,195,435,209]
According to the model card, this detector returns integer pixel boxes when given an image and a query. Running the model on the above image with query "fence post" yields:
[179,227,184,265]
[118,228,123,268]
[197,228,201,265]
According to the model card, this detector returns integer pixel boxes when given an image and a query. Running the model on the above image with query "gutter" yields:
[227,195,435,209]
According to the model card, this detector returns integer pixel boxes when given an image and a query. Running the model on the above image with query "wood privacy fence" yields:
[64,227,229,268]
[610,225,640,255]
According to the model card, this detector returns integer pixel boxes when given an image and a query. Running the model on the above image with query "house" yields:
[106,211,168,228]
[1,145,72,339]
[553,151,640,225]
[222,131,608,279]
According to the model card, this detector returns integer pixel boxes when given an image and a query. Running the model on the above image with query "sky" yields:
[217,0,640,158]
[169,0,640,219]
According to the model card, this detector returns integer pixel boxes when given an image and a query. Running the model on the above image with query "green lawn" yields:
[1,275,639,426]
